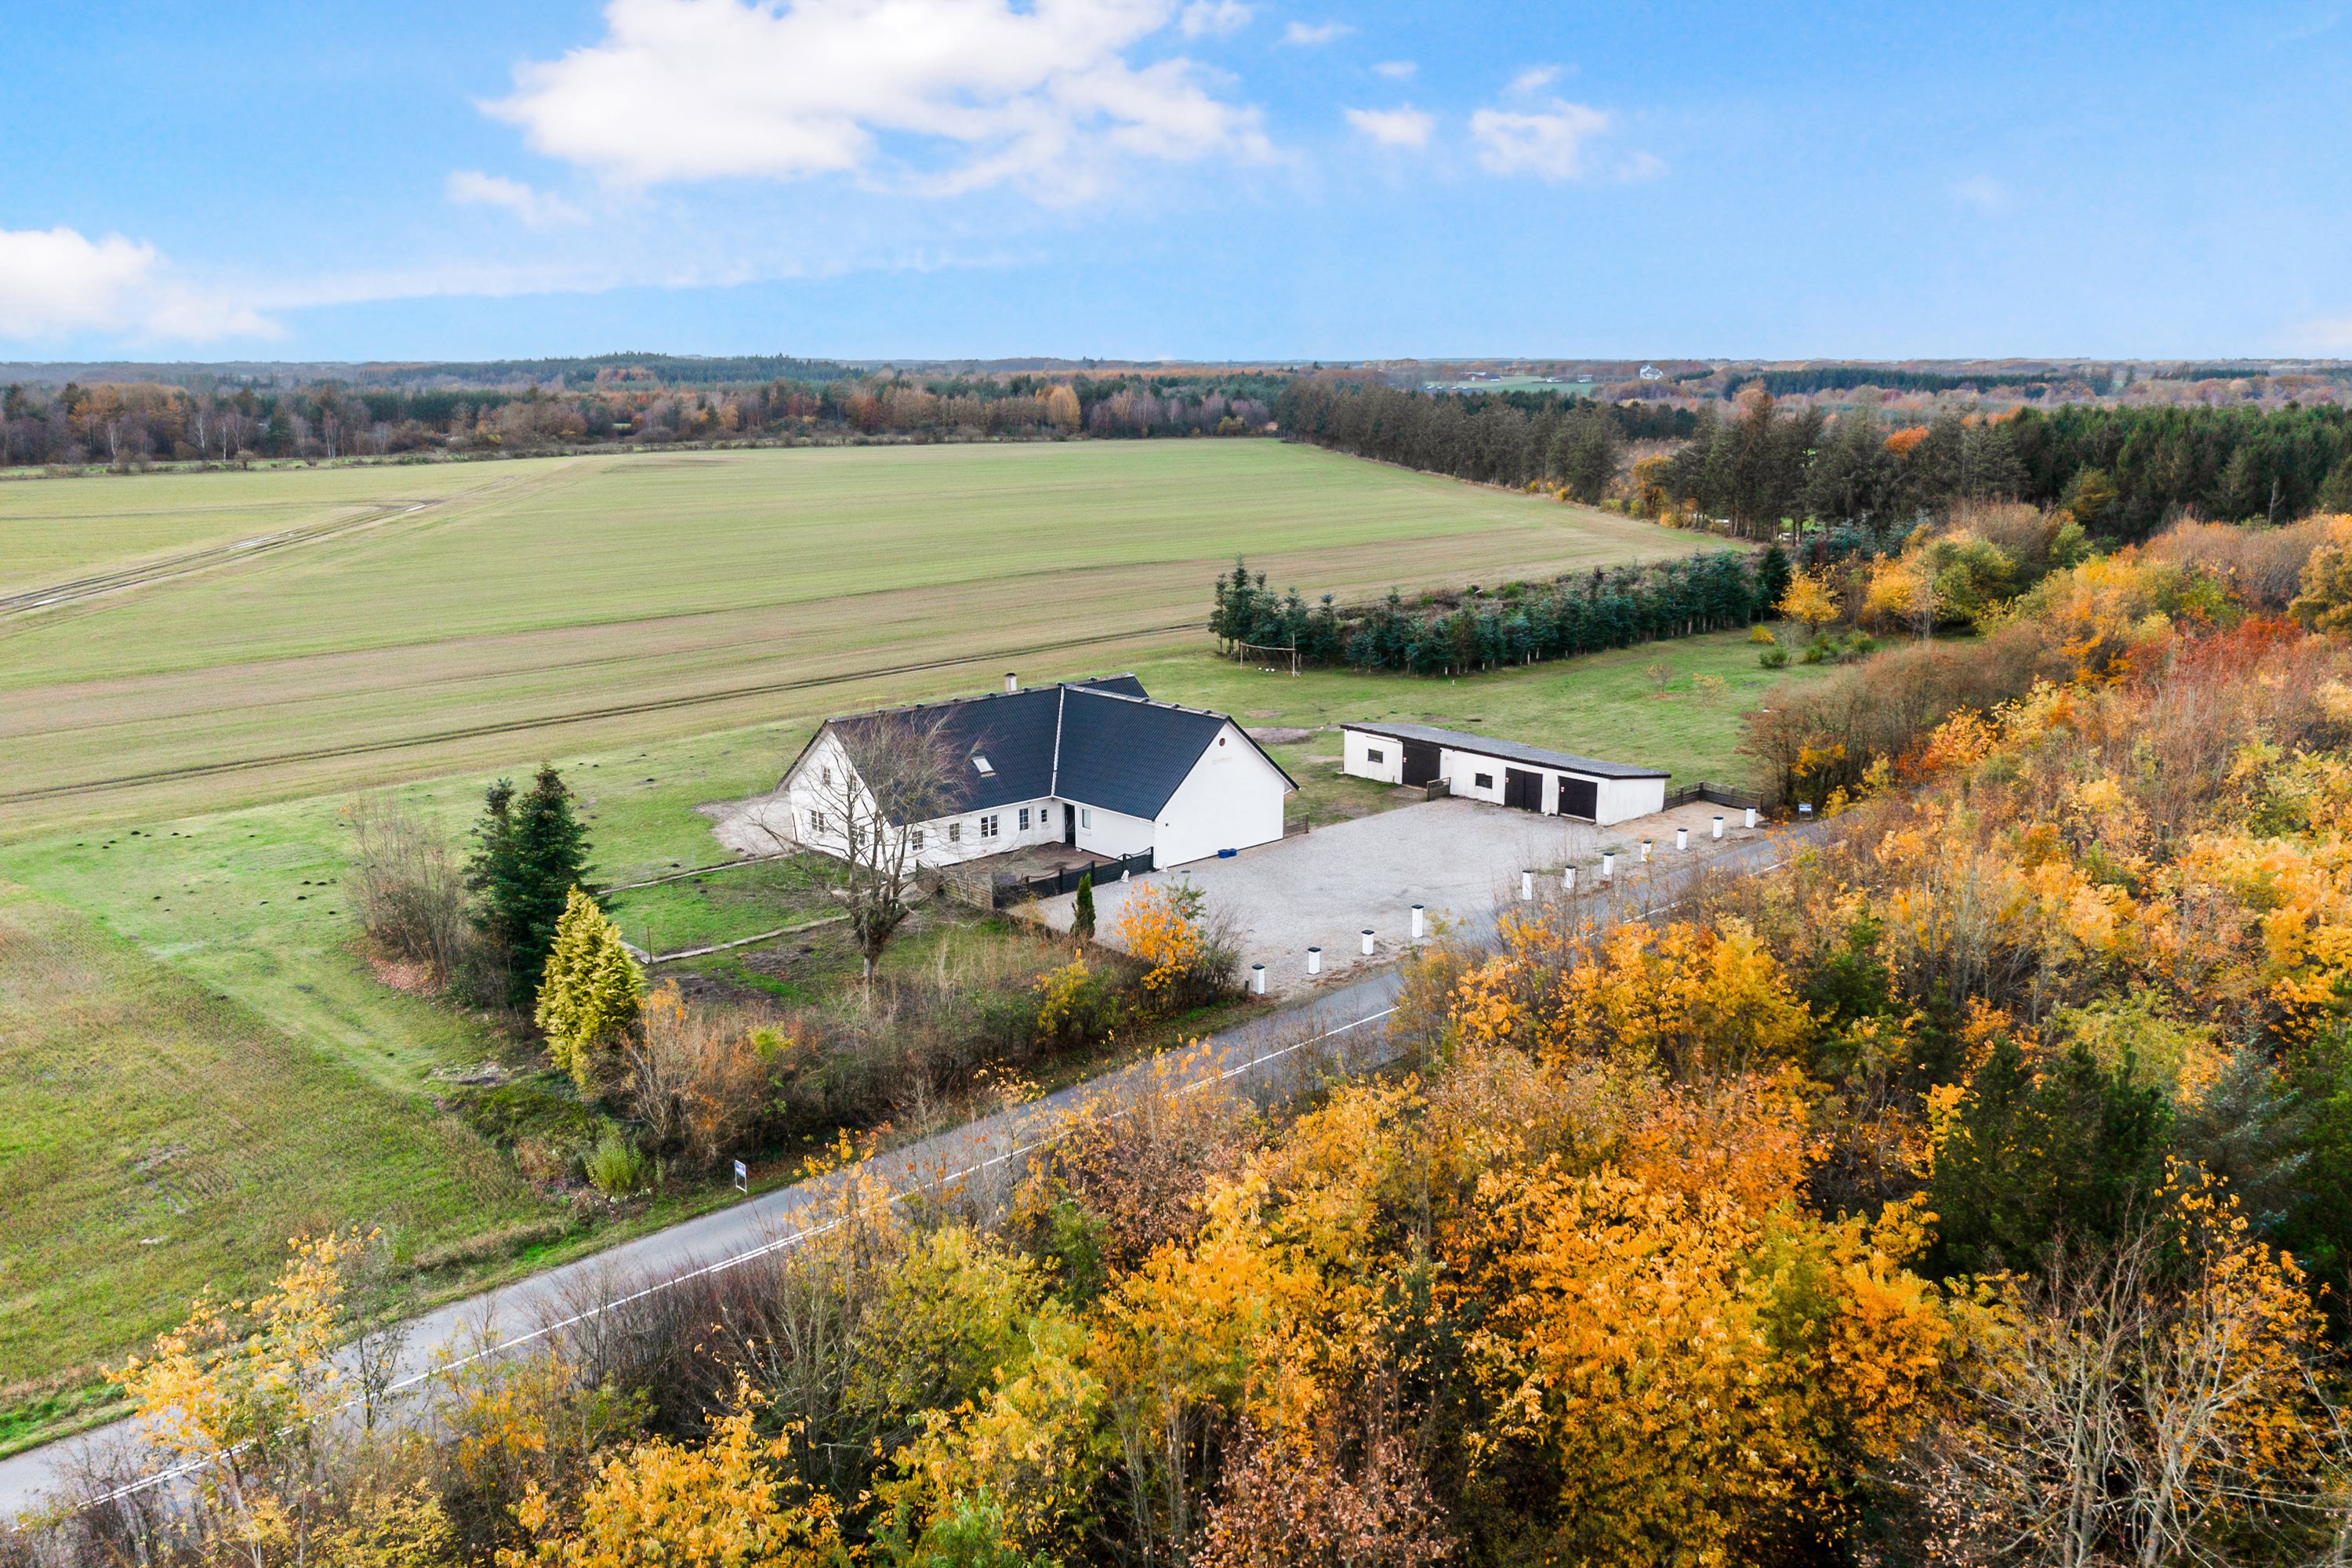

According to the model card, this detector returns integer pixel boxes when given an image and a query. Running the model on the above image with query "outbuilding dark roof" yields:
[1340,720,1669,780]
[790,675,1290,823]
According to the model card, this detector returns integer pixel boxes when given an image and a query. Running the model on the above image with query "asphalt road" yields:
[0,822,1807,1519]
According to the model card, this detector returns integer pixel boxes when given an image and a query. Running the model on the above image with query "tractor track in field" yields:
[0,501,440,618]
[0,621,1207,804]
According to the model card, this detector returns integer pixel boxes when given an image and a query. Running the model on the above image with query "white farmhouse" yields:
[1338,721,1667,826]
[779,675,1295,871]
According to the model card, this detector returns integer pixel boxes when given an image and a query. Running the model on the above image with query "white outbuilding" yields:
[779,674,1295,872]
[1339,720,1668,826]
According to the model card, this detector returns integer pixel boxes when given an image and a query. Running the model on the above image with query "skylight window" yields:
[971,753,995,776]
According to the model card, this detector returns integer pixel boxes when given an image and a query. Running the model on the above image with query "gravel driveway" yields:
[1029,796,1767,997]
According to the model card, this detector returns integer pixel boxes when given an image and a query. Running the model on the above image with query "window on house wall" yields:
[1474,773,1494,789]
[911,827,925,851]
[1018,807,1031,829]
[820,766,832,786]
[1367,748,1385,765]
[1080,808,1093,829]
[808,810,826,834]
[948,822,961,843]
[980,815,1000,840]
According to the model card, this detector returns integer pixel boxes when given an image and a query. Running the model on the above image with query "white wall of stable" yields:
[1342,727,1404,783]
[1338,724,1667,827]
[1149,721,1290,867]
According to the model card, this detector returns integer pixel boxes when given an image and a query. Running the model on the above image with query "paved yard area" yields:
[1028,796,1773,998]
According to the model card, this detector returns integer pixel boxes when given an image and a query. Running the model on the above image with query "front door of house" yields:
[1063,803,1076,845]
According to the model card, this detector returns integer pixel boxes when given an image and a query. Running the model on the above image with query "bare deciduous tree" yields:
[753,711,961,984]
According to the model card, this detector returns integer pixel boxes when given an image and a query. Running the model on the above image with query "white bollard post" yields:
[1676,826,1690,851]
[1713,814,1725,840]
[1250,964,1266,996]
[1744,806,1758,829]
[1563,866,1577,893]
[1306,946,1322,975]
[1601,851,1616,881]
[1410,904,1426,941]
[1520,869,1534,902]
[1640,839,1653,863]
[1361,928,1375,956]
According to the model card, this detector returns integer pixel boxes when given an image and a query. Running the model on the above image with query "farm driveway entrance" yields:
[1027,797,1767,998]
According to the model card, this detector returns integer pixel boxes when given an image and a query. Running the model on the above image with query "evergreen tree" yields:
[1926,1037,2171,1278]
[468,764,593,1004]
[1753,543,1793,620]
[535,887,643,1094]
[1073,871,1096,941]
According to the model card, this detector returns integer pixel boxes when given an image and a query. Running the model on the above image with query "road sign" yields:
[733,1159,749,1192]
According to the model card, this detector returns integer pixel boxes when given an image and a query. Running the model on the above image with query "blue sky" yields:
[3,1,2349,362]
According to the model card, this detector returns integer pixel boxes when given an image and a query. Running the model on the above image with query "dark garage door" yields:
[1401,739,1442,786]
[1504,768,1543,811]
[1558,776,1598,820]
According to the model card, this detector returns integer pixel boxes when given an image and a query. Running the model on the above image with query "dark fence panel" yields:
[1003,849,1155,906]
[1662,781,1763,811]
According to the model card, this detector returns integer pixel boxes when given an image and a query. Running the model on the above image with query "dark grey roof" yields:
[790,675,1291,822]
[1341,720,1668,779]
[1056,687,1230,820]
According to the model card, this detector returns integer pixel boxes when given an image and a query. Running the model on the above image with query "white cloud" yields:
[1371,59,1415,79]
[446,170,587,226]
[1344,105,1432,148]
[1281,19,1350,44]
[488,0,1271,204]
[0,226,273,343]
[1468,97,1651,182]
[1950,174,2009,213]
[1507,64,1559,93]
[1178,0,1249,36]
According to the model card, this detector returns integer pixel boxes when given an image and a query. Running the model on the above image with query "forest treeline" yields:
[0,369,1285,468]
[1209,549,1788,674]
[21,520,2352,1566]
[1278,379,2352,541]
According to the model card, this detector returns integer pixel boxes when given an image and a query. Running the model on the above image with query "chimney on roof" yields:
[1004,671,1019,694]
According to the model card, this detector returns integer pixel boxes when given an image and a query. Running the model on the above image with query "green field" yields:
[0,880,543,1443]
[0,441,1696,832]
[0,441,1791,1448]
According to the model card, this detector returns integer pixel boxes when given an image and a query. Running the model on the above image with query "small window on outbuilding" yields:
[1366,747,1385,765]
[1474,772,1494,789]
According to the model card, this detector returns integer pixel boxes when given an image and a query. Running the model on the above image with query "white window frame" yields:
[911,826,925,851]
[1018,807,1031,830]
[1080,808,1093,829]
[948,822,961,844]
[808,808,826,834]
[980,814,1000,840]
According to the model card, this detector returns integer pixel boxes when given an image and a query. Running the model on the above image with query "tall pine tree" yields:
[468,764,593,1004]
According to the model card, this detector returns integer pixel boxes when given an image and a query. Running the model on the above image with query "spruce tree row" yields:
[1210,548,1791,677]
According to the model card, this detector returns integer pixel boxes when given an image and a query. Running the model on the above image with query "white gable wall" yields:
[1151,720,1289,867]
[1593,775,1668,826]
